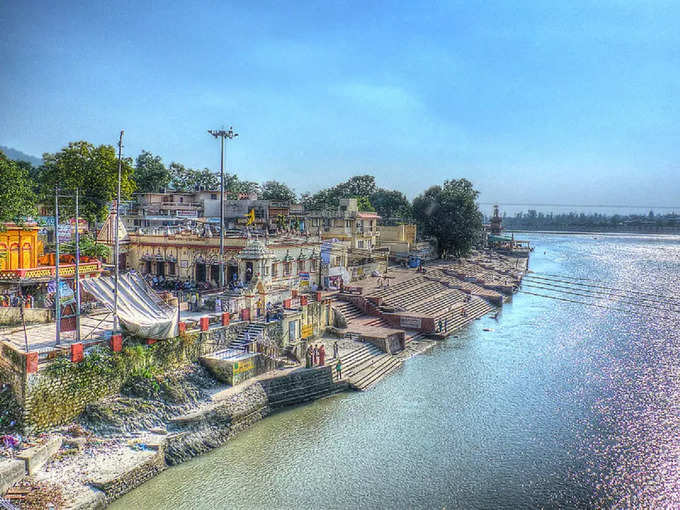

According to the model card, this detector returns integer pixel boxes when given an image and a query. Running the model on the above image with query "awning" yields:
[80,272,178,339]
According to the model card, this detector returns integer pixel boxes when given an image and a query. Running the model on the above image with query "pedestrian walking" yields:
[335,359,342,379]
[438,319,442,332]
[333,341,339,360]
[313,344,319,365]
[319,344,326,366]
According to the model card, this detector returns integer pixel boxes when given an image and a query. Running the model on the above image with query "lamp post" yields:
[113,130,124,336]
[208,127,238,289]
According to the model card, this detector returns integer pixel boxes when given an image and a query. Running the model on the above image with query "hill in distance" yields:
[0,145,43,167]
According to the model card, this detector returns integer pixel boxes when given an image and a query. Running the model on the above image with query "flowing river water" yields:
[111,233,680,509]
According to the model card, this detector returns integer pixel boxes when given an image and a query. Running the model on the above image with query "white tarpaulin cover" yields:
[80,272,178,339]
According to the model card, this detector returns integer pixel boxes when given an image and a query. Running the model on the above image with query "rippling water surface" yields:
[112,234,680,509]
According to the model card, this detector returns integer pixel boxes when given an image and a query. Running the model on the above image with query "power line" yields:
[479,202,680,210]
[520,282,680,315]
[517,290,679,323]
[523,274,680,307]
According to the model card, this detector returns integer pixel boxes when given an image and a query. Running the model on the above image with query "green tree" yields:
[61,234,111,259]
[40,141,135,224]
[0,151,37,225]
[194,168,219,190]
[134,151,171,193]
[356,196,375,212]
[370,188,412,222]
[261,180,296,202]
[412,179,483,257]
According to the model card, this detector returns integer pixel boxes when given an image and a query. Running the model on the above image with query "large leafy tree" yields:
[134,150,171,193]
[260,180,296,202]
[371,188,412,222]
[0,151,37,224]
[301,174,377,211]
[39,141,135,224]
[169,162,220,191]
[412,178,483,257]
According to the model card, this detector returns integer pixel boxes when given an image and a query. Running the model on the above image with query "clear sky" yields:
[1,1,679,213]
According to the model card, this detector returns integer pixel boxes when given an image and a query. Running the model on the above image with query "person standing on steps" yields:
[305,345,313,368]
[319,344,326,366]
[335,358,342,380]
[313,344,319,365]
[333,341,339,360]
[438,319,443,332]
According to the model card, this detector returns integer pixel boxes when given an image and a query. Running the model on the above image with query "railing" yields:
[0,262,102,280]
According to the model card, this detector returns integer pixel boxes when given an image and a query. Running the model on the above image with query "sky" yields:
[1,1,679,215]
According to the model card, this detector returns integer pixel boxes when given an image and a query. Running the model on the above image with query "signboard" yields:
[69,217,88,234]
[57,224,72,243]
[48,280,75,306]
[176,209,199,218]
[400,317,422,329]
[301,324,314,339]
[40,216,56,226]
[233,358,255,375]
[298,272,309,281]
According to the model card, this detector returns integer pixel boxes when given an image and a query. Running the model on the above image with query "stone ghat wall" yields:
[164,367,346,466]
[19,323,248,434]
[91,448,167,504]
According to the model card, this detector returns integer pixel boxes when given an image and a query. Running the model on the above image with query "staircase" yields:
[326,342,403,391]
[228,322,266,350]
[332,299,364,324]
[259,367,347,408]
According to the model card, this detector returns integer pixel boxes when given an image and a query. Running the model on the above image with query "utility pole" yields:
[208,127,238,290]
[55,187,61,346]
[75,188,81,342]
[114,130,124,336]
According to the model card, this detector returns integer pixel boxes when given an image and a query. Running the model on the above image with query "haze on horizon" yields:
[1,1,679,212]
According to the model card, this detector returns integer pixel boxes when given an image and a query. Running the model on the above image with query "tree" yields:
[412,178,483,258]
[356,196,375,212]
[261,180,296,202]
[370,188,412,222]
[61,234,111,260]
[134,151,171,193]
[40,142,135,224]
[0,151,37,225]
[193,168,219,190]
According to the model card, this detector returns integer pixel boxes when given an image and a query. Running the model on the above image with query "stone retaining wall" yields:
[91,449,167,504]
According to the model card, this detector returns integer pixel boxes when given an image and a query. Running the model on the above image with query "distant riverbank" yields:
[507,228,680,236]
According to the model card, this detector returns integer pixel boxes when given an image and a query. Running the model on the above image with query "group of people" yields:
[305,341,343,379]
[0,294,33,308]
[306,343,326,367]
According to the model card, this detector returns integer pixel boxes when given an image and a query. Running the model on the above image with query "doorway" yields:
[196,263,206,282]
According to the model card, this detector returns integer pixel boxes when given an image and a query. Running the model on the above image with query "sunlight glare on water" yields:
[111,233,680,509]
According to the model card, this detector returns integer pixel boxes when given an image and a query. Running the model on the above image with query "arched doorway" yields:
[22,242,32,268]
[9,244,19,269]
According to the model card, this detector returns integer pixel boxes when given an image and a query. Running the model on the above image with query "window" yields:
[179,197,184,203]
[312,218,319,227]
[298,260,305,272]
[211,193,217,200]
[284,262,291,275]
[345,220,352,228]
[358,240,364,248]
[168,262,176,275]
[272,263,278,277]
[310,259,317,271]
[264,265,269,276]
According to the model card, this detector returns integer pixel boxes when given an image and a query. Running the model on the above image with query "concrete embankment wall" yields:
[8,324,247,433]
[165,367,347,465]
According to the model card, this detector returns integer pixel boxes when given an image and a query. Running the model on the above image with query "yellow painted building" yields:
[0,223,41,270]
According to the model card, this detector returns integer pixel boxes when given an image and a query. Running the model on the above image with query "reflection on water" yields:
[112,234,680,509]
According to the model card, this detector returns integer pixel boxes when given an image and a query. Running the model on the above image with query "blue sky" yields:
[1,1,679,214]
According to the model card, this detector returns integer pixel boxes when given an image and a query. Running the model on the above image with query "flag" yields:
[245,209,255,225]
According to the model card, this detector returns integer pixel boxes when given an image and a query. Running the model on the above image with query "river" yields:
[111,233,680,509]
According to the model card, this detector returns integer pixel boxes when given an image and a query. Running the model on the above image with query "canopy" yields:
[80,272,178,339]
